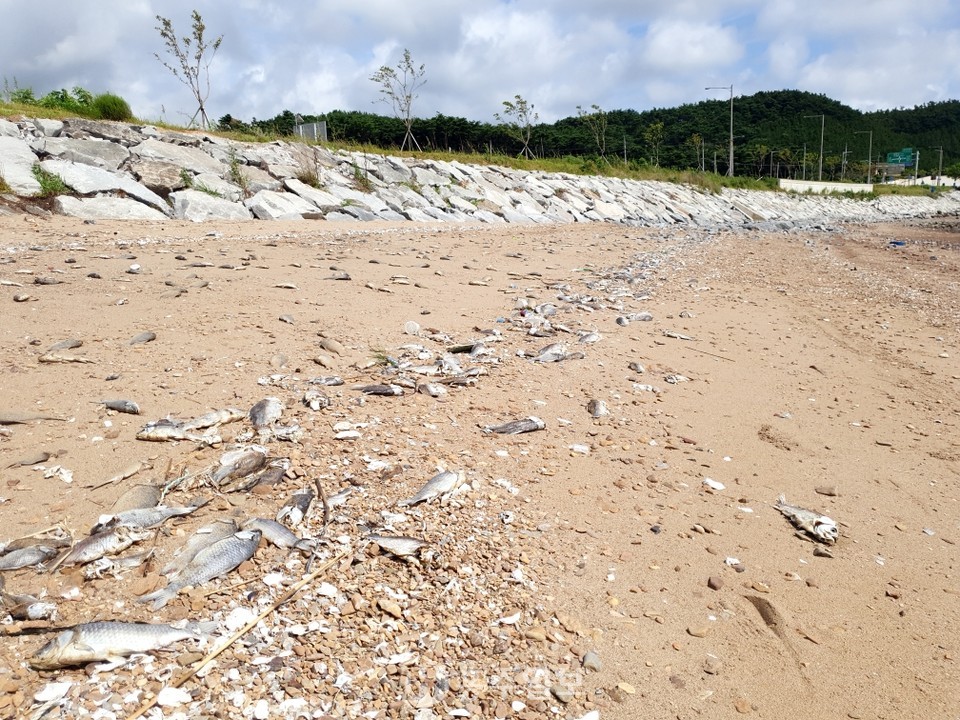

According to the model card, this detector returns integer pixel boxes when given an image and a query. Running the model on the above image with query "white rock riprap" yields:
[1,115,959,225]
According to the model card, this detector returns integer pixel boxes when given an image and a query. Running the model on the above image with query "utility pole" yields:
[804,114,825,181]
[936,145,944,184]
[854,130,872,183]
[706,84,734,177]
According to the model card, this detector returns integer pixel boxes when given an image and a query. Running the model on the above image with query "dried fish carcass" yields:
[249,397,284,428]
[242,518,314,551]
[531,342,567,363]
[483,416,546,435]
[356,384,404,397]
[57,527,152,568]
[210,445,268,488]
[29,620,213,669]
[91,500,206,533]
[276,489,315,527]
[180,407,246,432]
[397,469,465,507]
[162,519,239,577]
[775,495,839,544]
[137,530,261,609]
[367,533,427,558]
[303,388,331,410]
[0,545,58,571]
[586,399,610,418]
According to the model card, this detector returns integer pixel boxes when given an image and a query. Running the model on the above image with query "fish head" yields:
[29,629,77,670]
[812,517,839,544]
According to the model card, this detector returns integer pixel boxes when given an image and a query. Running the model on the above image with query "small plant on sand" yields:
[32,164,69,197]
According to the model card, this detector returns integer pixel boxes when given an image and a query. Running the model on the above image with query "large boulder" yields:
[130,138,225,175]
[0,136,42,195]
[31,136,130,171]
[169,189,252,221]
[54,195,167,220]
[244,189,315,220]
[128,159,188,195]
[39,159,169,215]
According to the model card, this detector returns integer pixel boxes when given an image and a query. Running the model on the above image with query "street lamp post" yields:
[854,130,873,184]
[706,84,734,177]
[804,114,825,181]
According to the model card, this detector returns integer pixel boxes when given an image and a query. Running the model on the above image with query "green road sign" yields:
[886,148,913,165]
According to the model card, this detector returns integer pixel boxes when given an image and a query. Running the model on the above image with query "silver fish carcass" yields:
[137,530,261,609]
[397,469,466,507]
[29,620,213,669]
[775,494,839,544]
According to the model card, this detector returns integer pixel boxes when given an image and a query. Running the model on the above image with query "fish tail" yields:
[136,587,174,610]
[185,620,218,637]
[776,494,787,506]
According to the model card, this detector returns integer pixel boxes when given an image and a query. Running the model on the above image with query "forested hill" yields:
[218,90,959,181]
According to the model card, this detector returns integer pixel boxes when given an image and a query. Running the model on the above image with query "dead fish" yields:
[136,418,218,444]
[367,533,427,558]
[356,384,404,396]
[29,620,213,669]
[277,489,314,527]
[532,342,567,363]
[92,501,206,534]
[57,527,152,568]
[83,549,153,580]
[774,494,839,545]
[99,399,141,415]
[33,276,63,285]
[210,446,268,487]
[5,451,52,469]
[39,352,95,364]
[318,337,346,355]
[109,484,161,514]
[0,588,57,621]
[162,519,239,577]
[417,382,447,398]
[586,399,609,418]
[0,545,58,571]
[579,331,602,344]
[236,460,289,491]
[128,331,157,346]
[308,376,344,387]
[242,518,314,551]
[483,416,546,435]
[326,487,354,508]
[663,330,694,341]
[397,469,465,507]
[180,407,246,431]
[249,397,284,428]
[46,338,82,352]
[302,389,331,410]
[137,529,261,610]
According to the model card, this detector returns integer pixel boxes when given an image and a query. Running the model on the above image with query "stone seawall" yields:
[2,116,959,226]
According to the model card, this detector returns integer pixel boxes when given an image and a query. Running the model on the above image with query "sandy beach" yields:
[0,213,958,719]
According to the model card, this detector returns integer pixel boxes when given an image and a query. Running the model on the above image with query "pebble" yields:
[734,697,753,714]
[581,650,602,672]
[687,625,710,638]
[707,576,724,590]
[550,685,574,704]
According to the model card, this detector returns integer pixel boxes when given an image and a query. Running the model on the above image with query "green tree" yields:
[370,48,426,151]
[643,121,664,166]
[577,104,608,161]
[495,95,539,159]
[154,10,223,129]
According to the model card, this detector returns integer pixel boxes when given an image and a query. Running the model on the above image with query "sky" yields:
[1,0,958,126]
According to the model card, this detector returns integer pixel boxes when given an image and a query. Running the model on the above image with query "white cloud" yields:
[0,1,956,125]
